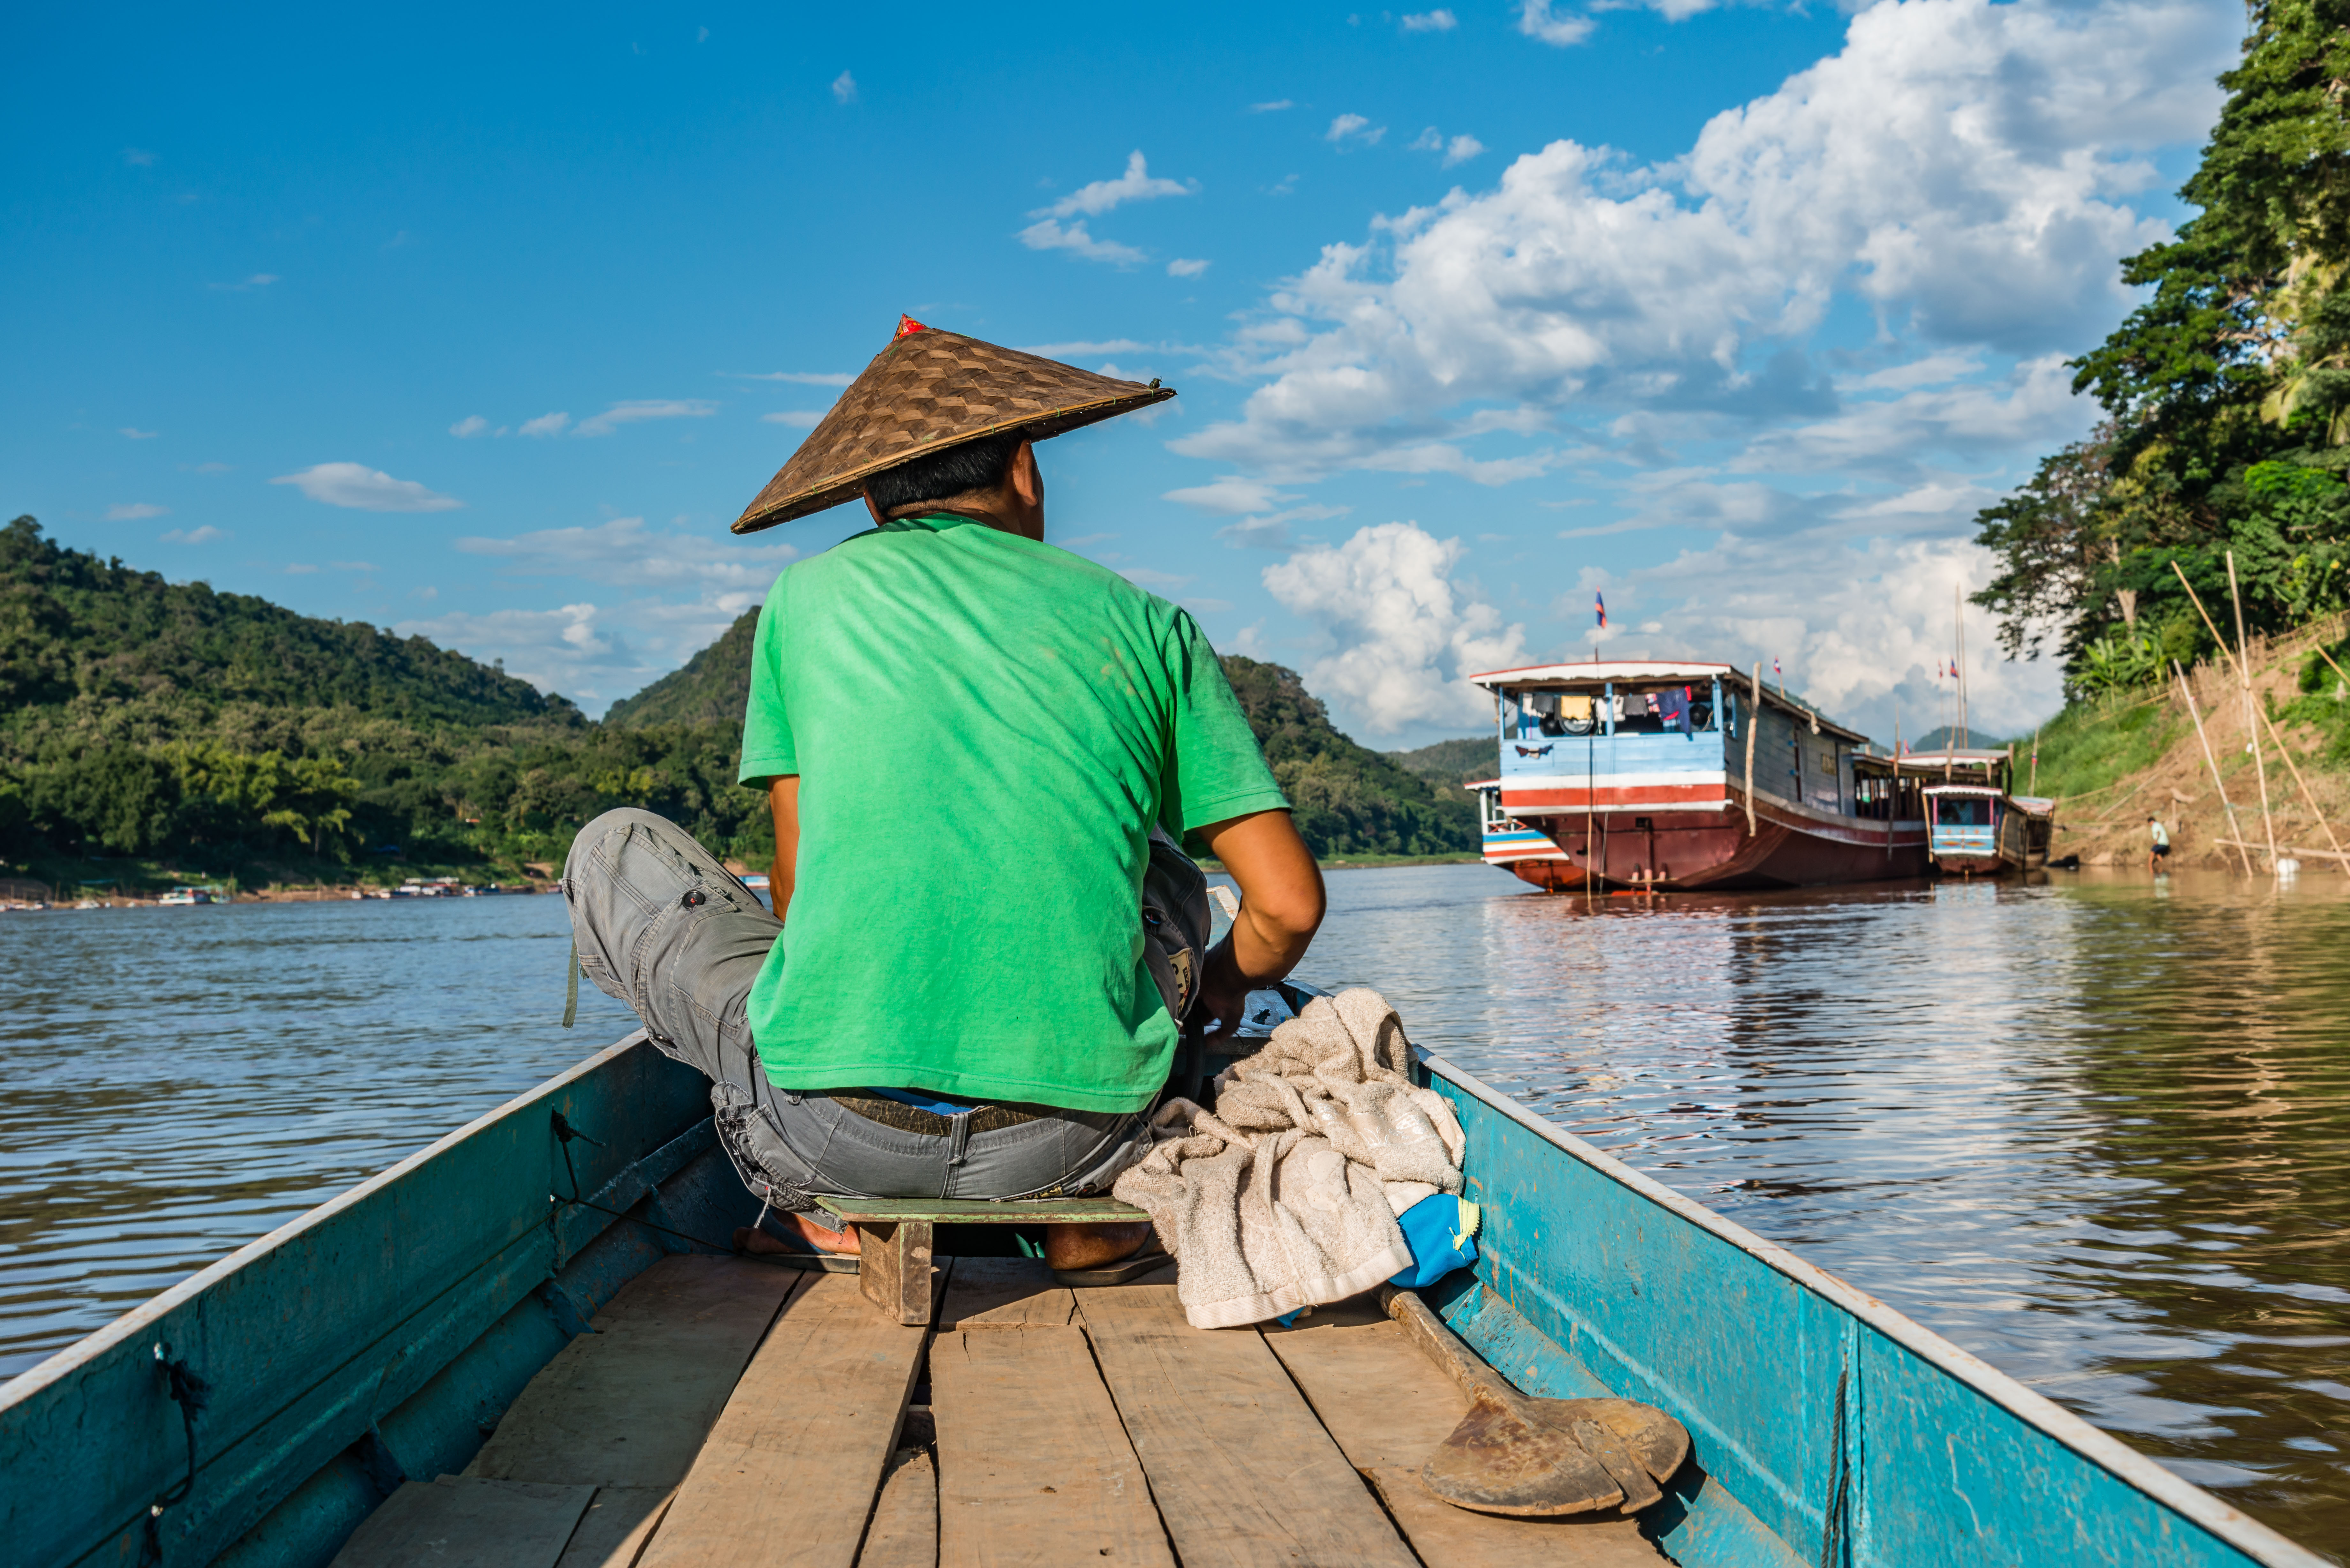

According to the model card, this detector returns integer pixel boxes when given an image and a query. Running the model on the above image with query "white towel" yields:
[1112,988,1467,1329]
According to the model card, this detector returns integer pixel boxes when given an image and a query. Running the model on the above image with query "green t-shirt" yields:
[736,515,1289,1113]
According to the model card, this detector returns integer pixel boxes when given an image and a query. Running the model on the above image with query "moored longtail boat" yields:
[1916,748,2058,877]
[1470,660,1930,891]
[0,1015,2322,1567]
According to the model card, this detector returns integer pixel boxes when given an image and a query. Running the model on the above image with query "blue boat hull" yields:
[0,1034,2322,1567]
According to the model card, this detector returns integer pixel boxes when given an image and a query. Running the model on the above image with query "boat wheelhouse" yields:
[1916,749,2057,876]
[1468,660,1929,891]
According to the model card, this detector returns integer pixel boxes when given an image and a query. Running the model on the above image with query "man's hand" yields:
[1190,809,1324,1040]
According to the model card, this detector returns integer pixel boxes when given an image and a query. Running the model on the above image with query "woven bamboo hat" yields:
[730,316,1176,534]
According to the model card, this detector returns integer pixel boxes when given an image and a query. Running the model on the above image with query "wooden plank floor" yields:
[340,1256,1666,1567]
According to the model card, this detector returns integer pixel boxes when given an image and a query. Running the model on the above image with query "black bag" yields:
[1141,825,1212,1023]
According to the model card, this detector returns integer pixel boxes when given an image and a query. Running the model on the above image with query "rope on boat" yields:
[139,1343,211,1564]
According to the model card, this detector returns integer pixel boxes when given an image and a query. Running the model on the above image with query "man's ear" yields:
[863,490,885,525]
[1007,441,1042,505]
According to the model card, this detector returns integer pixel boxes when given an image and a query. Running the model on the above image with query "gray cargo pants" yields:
[561,808,1150,1211]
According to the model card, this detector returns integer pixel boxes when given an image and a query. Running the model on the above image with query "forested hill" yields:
[609,629,1482,856]
[0,516,577,746]
[606,607,758,728]
[1219,656,1476,856]
[0,516,1478,882]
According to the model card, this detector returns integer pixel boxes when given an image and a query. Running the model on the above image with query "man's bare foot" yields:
[1044,1220,1153,1271]
[733,1210,860,1256]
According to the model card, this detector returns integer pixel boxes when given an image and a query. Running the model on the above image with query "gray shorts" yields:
[561,808,1150,1211]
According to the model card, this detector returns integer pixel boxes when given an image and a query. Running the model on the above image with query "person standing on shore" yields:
[561,318,1324,1271]
[2149,816,2171,874]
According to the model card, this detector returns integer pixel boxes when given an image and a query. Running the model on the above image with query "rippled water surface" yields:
[4,868,2347,1555]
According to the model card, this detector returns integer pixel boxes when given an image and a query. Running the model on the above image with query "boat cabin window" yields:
[1505,690,1599,737]
[1932,795,1995,826]
[1611,685,1716,735]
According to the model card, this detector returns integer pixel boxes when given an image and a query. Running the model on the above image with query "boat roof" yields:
[1898,749,2006,764]
[1469,660,1735,688]
[1923,784,2003,796]
[1467,660,1870,744]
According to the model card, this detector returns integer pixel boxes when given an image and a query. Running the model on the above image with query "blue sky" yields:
[6,1,2242,746]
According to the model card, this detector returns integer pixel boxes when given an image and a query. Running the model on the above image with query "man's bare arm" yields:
[1192,808,1324,1038]
[765,775,800,921]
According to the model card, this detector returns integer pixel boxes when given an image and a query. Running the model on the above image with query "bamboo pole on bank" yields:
[2175,660,2253,874]
[2255,701,2349,861]
[2227,551,2282,871]
[2171,559,2279,870]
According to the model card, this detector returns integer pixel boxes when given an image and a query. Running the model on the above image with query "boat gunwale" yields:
[1417,1046,2331,1568]
[0,1028,653,1413]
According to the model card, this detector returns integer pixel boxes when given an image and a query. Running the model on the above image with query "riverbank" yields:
[2011,613,2350,871]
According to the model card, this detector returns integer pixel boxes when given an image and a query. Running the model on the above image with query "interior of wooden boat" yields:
[329,1250,1667,1568]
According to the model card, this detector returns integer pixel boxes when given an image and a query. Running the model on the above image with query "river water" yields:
[3,868,2346,1555]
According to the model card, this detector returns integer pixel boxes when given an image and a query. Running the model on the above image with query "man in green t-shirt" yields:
[563,320,1324,1270]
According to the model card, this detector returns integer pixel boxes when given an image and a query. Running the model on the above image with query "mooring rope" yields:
[140,1342,211,1564]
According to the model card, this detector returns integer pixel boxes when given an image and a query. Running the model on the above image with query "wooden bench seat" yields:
[810,1197,1152,1326]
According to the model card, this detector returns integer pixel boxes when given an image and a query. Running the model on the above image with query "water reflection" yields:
[1304,864,2350,1557]
[2,866,2345,1556]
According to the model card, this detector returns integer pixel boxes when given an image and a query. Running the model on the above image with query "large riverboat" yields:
[0,1002,2319,1566]
[1470,660,1929,891]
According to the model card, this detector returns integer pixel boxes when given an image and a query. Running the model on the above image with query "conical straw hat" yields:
[730,317,1176,534]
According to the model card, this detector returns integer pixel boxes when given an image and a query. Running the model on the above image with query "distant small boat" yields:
[156,889,215,906]
[1916,749,2056,877]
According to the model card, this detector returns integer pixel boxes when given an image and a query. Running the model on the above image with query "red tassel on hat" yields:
[894,314,930,339]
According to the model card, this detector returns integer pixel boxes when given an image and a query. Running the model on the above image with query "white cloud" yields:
[159,525,224,544]
[1411,128,1486,167]
[1018,218,1148,266]
[1167,258,1212,278]
[1402,10,1459,30]
[450,415,491,437]
[208,273,280,291]
[1327,114,1387,148]
[1262,522,1526,733]
[1023,339,1157,357]
[105,502,168,521]
[574,400,717,436]
[285,562,318,574]
[832,70,858,105]
[1120,567,1194,591]
[727,370,854,385]
[1607,530,2062,738]
[120,427,158,440]
[1037,151,1191,219]
[270,462,461,512]
[519,411,571,437]
[1167,476,1294,515]
[1216,505,1352,552]
[763,410,828,427]
[1250,100,1295,113]
[1177,0,2231,484]
[454,515,797,593]
[124,147,156,167]
[1517,0,1597,46]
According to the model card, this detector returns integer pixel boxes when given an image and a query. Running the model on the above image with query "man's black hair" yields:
[863,431,1024,517]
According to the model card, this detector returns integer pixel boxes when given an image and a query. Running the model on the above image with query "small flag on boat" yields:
[1773,657,1782,678]
[1595,592,1607,629]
